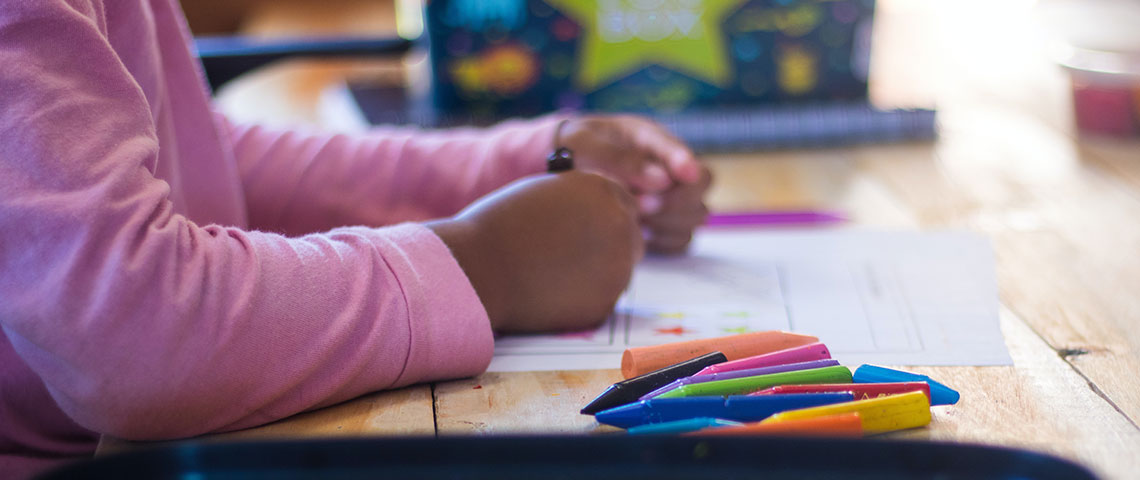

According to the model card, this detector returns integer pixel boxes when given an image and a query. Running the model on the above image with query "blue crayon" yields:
[627,418,742,435]
[640,359,841,400]
[595,392,854,429]
[853,364,960,406]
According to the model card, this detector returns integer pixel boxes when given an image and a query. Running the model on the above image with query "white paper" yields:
[488,229,1011,372]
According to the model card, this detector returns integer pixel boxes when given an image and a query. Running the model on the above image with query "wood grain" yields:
[889,309,1140,480]
[854,0,1140,437]
[98,385,434,454]
[213,58,404,129]
[239,0,396,37]
[705,149,920,228]
[855,101,1140,428]
[434,370,623,435]
[180,0,396,37]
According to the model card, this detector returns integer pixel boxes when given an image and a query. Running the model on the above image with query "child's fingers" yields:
[642,205,709,234]
[626,117,701,184]
[642,165,712,216]
[639,169,711,253]
[638,193,665,215]
[568,115,701,194]
[646,230,695,255]
[573,128,666,194]
[612,152,670,194]
[629,162,671,194]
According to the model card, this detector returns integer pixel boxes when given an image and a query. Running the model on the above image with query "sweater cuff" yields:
[370,223,495,385]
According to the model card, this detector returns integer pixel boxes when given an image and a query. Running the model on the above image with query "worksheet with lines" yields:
[488,229,1010,372]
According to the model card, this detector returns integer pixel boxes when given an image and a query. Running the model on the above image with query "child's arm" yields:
[0,0,635,442]
[221,114,712,253]
[219,115,563,236]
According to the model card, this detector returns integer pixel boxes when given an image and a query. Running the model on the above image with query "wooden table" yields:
[102,1,1140,478]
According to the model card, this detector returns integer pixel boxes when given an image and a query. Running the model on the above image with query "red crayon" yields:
[750,382,931,402]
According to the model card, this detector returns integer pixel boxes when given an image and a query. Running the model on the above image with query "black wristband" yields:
[547,147,574,173]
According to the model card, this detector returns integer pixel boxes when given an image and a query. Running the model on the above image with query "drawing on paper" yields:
[488,230,1009,371]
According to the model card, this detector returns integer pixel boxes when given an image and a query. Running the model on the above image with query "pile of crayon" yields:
[581,331,959,436]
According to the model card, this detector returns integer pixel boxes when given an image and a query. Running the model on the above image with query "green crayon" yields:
[654,366,853,399]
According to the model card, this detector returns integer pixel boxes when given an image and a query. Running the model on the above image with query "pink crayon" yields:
[639,359,840,401]
[693,342,831,376]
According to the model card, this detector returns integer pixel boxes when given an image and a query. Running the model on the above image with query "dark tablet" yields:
[42,435,1098,480]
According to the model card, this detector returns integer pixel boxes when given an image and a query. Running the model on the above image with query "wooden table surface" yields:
[102,1,1140,478]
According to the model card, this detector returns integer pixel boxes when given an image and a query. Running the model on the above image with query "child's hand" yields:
[427,171,643,332]
[639,166,711,254]
[559,115,711,254]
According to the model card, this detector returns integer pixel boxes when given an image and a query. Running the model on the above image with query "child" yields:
[0,0,710,477]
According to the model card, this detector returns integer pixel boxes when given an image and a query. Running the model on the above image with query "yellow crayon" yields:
[760,390,931,434]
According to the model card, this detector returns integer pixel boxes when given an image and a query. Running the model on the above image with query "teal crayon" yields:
[853,364,960,405]
[626,418,742,435]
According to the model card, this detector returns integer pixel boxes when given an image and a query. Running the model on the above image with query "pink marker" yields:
[693,342,831,376]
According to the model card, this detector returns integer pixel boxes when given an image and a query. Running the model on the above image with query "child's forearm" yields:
[221,113,567,235]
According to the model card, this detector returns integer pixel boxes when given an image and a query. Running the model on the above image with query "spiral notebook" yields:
[347,82,935,152]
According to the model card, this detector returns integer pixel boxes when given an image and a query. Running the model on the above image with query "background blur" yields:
[181,0,397,37]
[181,0,1139,143]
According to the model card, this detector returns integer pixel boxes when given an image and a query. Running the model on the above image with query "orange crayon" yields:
[620,331,819,379]
[686,413,864,437]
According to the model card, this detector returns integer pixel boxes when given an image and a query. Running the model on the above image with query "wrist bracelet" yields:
[547,147,574,172]
[547,118,574,173]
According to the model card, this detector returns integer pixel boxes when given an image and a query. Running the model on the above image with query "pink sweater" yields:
[0,0,559,476]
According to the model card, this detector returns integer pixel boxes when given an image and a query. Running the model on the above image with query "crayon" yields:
[761,391,931,434]
[653,365,853,399]
[852,365,960,405]
[621,331,819,379]
[626,418,742,435]
[705,210,848,227]
[686,412,864,437]
[595,393,854,429]
[640,359,840,401]
[750,382,931,402]
[580,351,728,415]
[693,342,832,376]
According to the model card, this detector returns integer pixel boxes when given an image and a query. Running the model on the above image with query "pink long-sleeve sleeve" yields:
[224,115,562,236]
[0,0,534,465]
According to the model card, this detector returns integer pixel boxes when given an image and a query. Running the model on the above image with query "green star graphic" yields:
[547,0,747,90]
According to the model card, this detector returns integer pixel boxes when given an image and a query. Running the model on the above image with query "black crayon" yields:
[580,351,728,415]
